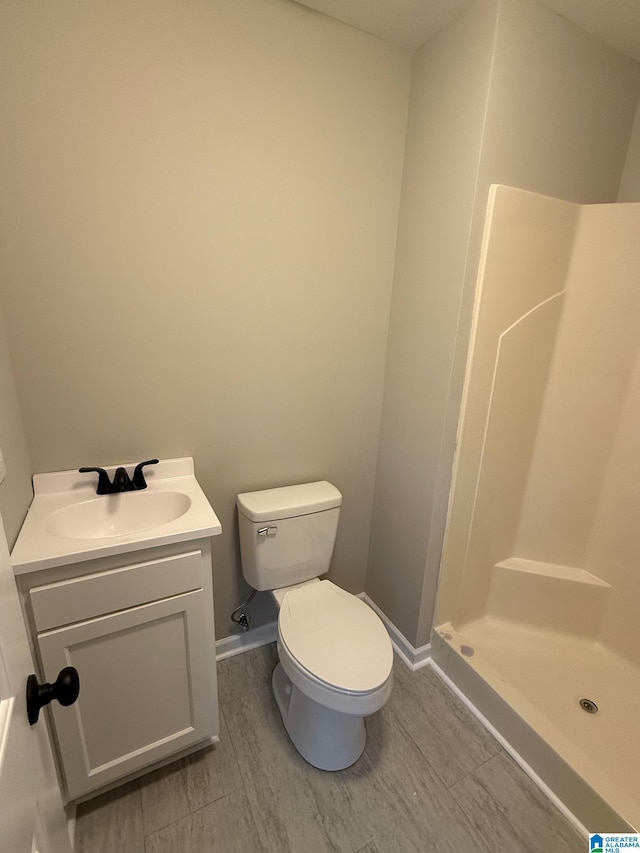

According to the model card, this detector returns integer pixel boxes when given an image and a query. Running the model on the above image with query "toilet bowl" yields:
[272,579,393,769]
[236,481,394,770]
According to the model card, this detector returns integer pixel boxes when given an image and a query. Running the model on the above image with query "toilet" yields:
[236,481,393,771]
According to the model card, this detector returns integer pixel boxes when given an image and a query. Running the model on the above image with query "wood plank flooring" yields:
[74,644,584,853]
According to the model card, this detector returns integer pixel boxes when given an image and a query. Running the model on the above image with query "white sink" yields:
[45,491,192,540]
[11,457,222,574]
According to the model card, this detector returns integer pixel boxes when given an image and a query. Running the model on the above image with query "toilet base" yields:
[271,663,366,771]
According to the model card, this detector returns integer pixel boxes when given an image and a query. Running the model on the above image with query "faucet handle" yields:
[79,467,112,495]
[132,459,159,490]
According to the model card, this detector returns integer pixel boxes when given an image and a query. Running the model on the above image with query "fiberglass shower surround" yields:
[432,185,640,832]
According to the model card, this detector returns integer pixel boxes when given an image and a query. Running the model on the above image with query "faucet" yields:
[111,466,133,493]
[79,459,159,495]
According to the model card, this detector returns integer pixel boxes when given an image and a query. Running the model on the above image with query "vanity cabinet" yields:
[18,541,219,802]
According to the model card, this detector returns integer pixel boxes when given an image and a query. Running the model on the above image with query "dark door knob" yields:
[26,666,80,725]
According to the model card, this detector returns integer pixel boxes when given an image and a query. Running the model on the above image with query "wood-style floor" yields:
[75,644,584,852]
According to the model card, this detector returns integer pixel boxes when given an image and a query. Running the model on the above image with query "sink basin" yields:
[45,491,192,540]
[11,457,222,574]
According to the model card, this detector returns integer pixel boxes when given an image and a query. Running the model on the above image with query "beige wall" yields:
[480,0,640,204]
[0,308,33,548]
[618,97,640,201]
[381,0,640,648]
[366,0,499,644]
[2,0,640,649]
[0,0,411,636]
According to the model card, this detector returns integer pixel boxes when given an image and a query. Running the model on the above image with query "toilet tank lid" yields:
[237,481,342,522]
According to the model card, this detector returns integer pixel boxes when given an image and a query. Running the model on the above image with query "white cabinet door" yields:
[38,589,218,800]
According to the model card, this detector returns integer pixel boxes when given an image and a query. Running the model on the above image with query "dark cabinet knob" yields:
[26,666,80,725]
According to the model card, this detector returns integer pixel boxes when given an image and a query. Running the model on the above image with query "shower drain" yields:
[579,697,599,714]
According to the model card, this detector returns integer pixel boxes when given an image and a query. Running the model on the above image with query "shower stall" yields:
[432,185,640,832]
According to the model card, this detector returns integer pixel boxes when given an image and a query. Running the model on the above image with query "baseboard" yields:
[429,659,589,839]
[215,595,430,671]
[358,593,431,671]
[215,620,278,661]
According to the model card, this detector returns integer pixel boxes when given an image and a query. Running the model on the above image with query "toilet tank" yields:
[237,481,342,591]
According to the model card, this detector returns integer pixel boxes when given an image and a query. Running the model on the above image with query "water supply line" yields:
[230,588,256,632]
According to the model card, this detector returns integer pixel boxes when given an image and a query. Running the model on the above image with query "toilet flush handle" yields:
[257,526,278,536]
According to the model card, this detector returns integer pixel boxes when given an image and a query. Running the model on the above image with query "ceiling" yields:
[292,0,640,61]
[292,0,472,50]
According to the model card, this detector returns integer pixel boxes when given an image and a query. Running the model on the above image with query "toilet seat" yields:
[277,580,393,714]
